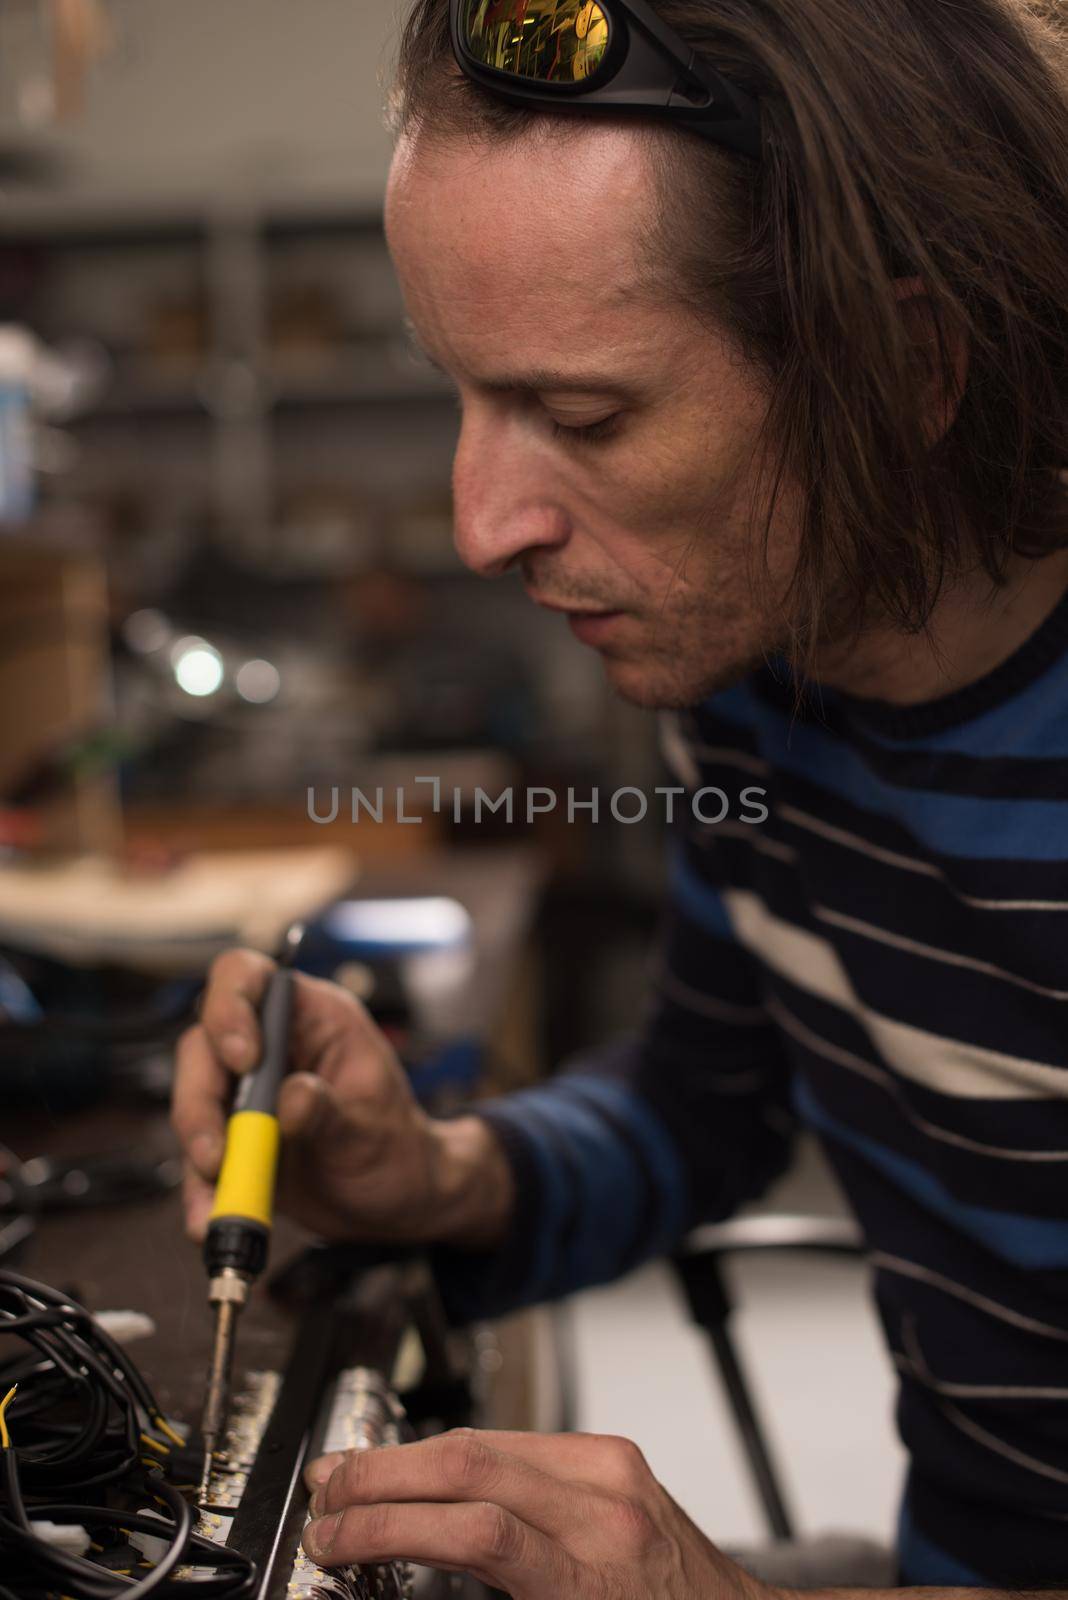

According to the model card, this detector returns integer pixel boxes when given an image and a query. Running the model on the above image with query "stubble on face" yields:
[564,431,795,710]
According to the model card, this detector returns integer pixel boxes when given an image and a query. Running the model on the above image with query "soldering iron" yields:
[198,961,295,1501]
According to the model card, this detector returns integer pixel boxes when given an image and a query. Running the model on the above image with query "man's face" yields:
[385,122,800,708]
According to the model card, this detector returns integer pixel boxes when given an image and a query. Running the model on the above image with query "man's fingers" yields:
[397,1428,655,1494]
[198,948,276,1071]
[305,1451,346,1490]
[310,1433,590,1544]
[277,1071,390,1158]
[302,1497,570,1591]
[306,1430,653,1502]
[487,1429,657,1496]
[171,1024,231,1174]
[276,1074,377,1158]
[276,1072,337,1141]
[287,973,391,1087]
[181,1162,215,1243]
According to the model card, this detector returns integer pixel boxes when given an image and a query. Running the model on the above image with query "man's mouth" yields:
[527,594,620,618]
[565,611,625,647]
[527,595,626,647]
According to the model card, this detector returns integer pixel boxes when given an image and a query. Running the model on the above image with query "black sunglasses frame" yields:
[449,0,762,161]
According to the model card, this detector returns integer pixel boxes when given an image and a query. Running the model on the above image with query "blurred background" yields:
[0,0,901,1561]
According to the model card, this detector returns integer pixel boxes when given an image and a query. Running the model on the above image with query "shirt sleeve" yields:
[431,714,797,1324]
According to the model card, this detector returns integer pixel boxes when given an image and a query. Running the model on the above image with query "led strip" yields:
[191,1368,415,1599]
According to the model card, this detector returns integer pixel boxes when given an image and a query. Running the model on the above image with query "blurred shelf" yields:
[2,203,456,525]
[0,208,386,249]
[68,355,454,423]
[267,362,454,409]
[71,374,212,421]
[0,216,207,250]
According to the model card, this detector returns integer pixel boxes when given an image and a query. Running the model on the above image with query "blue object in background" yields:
[0,956,43,1024]
[0,328,35,521]
[296,897,483,1105]
[298,896,474,970]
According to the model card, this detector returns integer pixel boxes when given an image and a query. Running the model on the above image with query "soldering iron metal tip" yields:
[197,1441,215,1504]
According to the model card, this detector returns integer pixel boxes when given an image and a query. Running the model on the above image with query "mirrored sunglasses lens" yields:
[462,0,609,82]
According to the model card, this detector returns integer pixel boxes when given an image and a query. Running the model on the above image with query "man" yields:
[172,0,1068,1593]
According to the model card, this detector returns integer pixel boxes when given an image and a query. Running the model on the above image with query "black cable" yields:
[0,1268,257,1600]
[113,1476,193,1599]
[2,1439,28,1524]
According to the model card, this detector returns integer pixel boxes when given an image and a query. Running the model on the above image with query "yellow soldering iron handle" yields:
[209,1110,281,1230]
[204,967,293,1278]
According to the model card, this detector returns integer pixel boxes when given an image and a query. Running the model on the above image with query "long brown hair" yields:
[391,0,1068,657]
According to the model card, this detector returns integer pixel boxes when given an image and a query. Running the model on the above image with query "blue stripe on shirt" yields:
[795,1075,1068,1269]
[670,852,735,937]
[712,689,1068,860]
[857,657,1068,761]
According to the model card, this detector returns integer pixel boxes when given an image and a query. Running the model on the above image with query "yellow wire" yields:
[0,1384,17,1449]
[140,1432,169,1455]
[152,1414,186,1448]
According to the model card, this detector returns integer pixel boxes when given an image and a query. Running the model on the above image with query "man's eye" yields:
[547,414,620,445]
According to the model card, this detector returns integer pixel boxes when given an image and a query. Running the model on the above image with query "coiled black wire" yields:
[0,1268,257,1599]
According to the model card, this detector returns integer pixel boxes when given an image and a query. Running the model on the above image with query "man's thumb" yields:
[276,1073,357,1148]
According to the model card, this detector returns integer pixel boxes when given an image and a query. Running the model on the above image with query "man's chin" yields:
[601,654,722,711]
[599,646,760,710]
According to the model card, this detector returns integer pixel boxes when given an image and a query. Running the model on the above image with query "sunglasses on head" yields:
[449,0,762,161]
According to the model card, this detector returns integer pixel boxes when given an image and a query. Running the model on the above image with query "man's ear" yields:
[893,275,970,447]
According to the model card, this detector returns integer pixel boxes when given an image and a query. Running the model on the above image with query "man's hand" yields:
[301,1428,775,1600]
[170,949,514,1249]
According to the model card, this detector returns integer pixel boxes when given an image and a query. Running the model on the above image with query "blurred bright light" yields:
[235,658,281,704]
[173,639,224,697]
[324,898,472,952]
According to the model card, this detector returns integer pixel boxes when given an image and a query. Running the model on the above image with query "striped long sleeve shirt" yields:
[433,592,1068,1591]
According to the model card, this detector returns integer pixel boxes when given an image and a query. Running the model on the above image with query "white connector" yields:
[129,1508,172,1564]
[28,1519,91,1556]
[94,1310,157,1346]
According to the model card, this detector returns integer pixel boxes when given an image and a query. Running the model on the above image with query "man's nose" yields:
[451,409,570,577]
